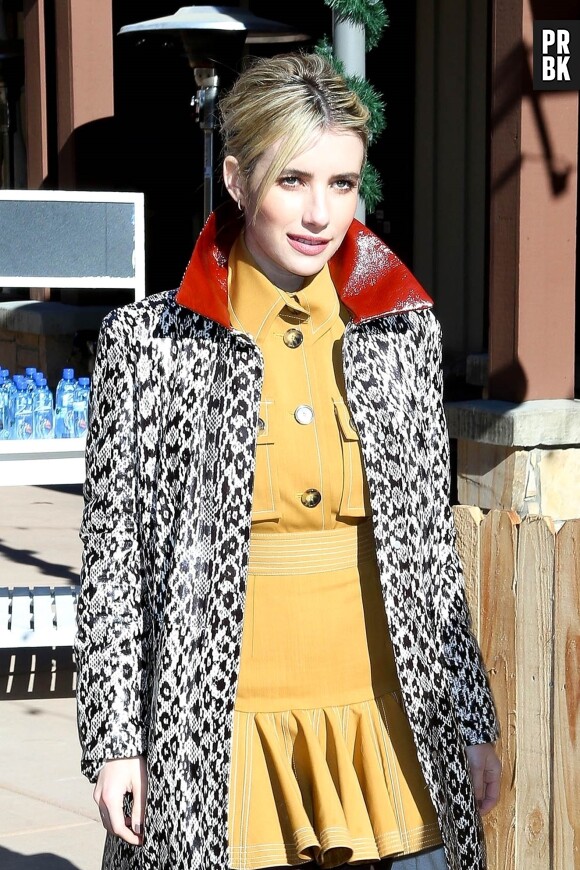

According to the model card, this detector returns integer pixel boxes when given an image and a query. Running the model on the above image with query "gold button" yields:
[294,404,314,425]
[301,488,321,508]
[283,328,303,348]
[257,417,266,433]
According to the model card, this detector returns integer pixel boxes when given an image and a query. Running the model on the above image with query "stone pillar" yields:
[447,400,580,523]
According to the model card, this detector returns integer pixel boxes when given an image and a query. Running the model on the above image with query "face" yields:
[224,129,364,291]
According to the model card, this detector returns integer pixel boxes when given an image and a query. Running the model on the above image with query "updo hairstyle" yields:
[219,52,370,212]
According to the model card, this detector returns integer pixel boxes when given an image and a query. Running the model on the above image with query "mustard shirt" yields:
[227,234,371,533]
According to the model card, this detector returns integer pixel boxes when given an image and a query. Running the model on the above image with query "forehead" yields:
[260,129,364,172]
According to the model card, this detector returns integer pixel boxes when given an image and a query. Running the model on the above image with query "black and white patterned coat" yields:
[74,207,498,870]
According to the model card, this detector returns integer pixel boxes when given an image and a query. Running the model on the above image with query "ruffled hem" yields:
[228,692,442,870]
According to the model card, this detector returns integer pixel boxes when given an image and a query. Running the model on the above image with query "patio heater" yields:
[119,6,309,220]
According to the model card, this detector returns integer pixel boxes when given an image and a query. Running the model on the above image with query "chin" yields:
[288,253,334,276]
[294,263,325,276]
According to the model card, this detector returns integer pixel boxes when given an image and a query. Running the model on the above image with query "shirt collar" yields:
[228,234,340,342]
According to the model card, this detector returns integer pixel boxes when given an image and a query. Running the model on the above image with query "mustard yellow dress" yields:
[227,236,441,870]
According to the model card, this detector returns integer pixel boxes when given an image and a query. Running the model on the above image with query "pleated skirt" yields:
[228,521,441,870]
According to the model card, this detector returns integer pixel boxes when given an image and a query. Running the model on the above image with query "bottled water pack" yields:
[0,366,91,440]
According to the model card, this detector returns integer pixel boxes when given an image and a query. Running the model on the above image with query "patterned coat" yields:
[74,206,498,870]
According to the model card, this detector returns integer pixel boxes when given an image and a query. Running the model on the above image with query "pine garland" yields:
[359,163,383,212]
[324,0,389,51]
[316,37,385,145]
[316,30,386,211]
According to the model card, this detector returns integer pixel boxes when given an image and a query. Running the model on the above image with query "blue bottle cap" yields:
[78,377,90,386]
[63,368,75,379]
[39,377,47,387]
[25,367,37,376]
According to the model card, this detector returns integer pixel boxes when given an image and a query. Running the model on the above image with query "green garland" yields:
[359,163,383,213]
[315,37,385,145]
[324,0,389,52]
[315,29,387,211]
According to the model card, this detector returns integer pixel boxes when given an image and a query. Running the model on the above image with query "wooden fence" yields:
[453,507,580,870]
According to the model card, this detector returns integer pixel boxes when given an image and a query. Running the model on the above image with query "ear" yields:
[223,156,245,209]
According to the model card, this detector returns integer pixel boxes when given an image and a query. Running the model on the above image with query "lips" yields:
[287,234,331,256]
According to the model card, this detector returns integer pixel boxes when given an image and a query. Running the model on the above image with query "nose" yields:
[302,186,330,231]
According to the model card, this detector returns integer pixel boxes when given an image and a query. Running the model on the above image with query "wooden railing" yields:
[453,507,580,870]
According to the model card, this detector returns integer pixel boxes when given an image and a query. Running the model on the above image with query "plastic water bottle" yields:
[55,368,76,438]
[0,371,11,439]
[2,370,17,438]
[24,368,39,421]
[24,366,37,390]
[13,377,34,439]
[72,377,90,438]
[33,376,55,439]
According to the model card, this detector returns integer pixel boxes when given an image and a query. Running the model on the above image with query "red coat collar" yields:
[175,202,433,327]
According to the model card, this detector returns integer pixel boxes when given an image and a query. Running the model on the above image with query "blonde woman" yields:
[75,52,501,870]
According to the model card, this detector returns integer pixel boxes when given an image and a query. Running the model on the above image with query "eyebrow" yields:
[281,168,361,182]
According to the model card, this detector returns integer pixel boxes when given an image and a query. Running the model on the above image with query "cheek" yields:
[330,202,358,245]
[252,213,282,251]
[339,197,359,228]
[256,192,299,230]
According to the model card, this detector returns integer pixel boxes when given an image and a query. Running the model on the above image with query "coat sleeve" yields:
[74,310,151,782]
[422,310,499,746]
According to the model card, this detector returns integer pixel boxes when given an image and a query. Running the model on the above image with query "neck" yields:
[242,230,305,292]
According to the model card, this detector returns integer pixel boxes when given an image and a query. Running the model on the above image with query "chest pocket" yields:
[251,399,281,522]
[333,398,371,518]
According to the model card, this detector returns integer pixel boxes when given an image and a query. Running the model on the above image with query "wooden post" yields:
[488,0,578,401]
[452,504,483,632]
[22,0,51,299]
[22,0,48,189]
[553,520,580,868]
[480,510,519,869]
[454,509,580,868]
[515,516,555,865]
[53,0,114,187]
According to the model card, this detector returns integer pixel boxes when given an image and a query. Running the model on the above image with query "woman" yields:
[75,53,500,870]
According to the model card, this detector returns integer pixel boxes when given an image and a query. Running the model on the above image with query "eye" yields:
[279,175,301,188]
[333,178,357,192]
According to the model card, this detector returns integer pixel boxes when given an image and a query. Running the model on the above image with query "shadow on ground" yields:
[0,540,79,584]
[0,847,81,869]
[0,646,76,700]
[35,485,84,496]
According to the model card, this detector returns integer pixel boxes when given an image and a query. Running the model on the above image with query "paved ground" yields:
[0,485,104,870]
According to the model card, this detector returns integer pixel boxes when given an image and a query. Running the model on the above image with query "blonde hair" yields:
[219,52,370,214]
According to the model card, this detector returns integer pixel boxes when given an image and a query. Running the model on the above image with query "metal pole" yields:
[333,13,366,223]
[192,66,218,221]
[333,15,365,77]
[202,128,213,219]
